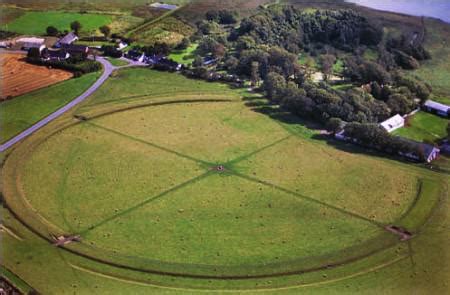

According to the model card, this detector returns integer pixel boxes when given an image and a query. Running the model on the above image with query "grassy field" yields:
[393,112,448,143]
[168,43,198,65]
[105,57,129,67]
[0,72,100,143]
[1,11,112,35]
[1,67,447,292]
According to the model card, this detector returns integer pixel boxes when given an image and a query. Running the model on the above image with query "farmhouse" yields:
[380,114,405,133]
[126,50,145,62]
[55,32,78,47]
[422,100,450,117]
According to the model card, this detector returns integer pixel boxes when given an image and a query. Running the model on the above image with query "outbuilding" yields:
[380,114,405,133]
[423,100,450,117]
[56,32,79,47]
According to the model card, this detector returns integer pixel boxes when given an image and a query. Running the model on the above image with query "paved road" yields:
[0,57,115,152]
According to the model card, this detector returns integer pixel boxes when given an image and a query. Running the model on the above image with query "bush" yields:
[27,57,101,74]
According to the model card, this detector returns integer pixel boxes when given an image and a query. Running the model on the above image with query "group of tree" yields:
[230,7,383,54]
[205,10,238,24]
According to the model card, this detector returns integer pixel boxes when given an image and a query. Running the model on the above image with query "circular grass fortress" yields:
[2,99,443,290]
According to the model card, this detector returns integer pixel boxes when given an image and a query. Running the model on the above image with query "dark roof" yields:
[48,49,69,59]
[59,32,78,45]
[61,44,88,53]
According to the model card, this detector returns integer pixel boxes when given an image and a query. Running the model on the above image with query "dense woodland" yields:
[184,5,436,159]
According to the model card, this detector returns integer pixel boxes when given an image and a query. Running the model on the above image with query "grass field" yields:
[1,11,112,35]
[0,72,100,143]
[168,43,198,65]
[393,112,448,143]
[1,67,447,292]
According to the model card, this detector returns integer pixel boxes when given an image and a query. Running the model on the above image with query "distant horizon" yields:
[346,0,450,23]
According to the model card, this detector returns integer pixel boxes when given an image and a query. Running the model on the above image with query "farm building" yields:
[55,32,78,47]
[150,2,178,10]
[380,114,405,133]
[60,44,89,57]
[422,100,450,117]
[42,48,70,61]
[126,50,145,62]
[399,140,440,163]
[17,37,45,50]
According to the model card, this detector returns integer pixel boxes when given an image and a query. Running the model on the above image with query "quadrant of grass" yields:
[0,72,100,143]
[2,11,112,35]
[83,68,239,107]
[93,101,289,163]
[393,112,448,143]
[20,123,204,233]
[234,137,419,224]
[83,173,382,267]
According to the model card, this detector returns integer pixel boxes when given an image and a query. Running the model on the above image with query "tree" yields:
[99,25,111,38]
[319,54,336,81]
[27,47,41,59]
[263,72,286,100]
[193,55,203,67]
[177,37,191,50]
[70,21,81,34]
[46,26,58,36]
[326,118,344,133]
[225,56,239,73]
[250,61,260,87]
[212,43,225,59]
[447,122,450,140]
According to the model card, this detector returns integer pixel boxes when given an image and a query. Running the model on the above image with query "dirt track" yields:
[0,53,73,100]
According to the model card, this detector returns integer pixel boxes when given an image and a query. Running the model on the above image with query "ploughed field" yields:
[0,53,73,100]
[1,68,445,291]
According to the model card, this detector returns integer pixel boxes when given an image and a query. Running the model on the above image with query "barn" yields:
[423,100,450,117]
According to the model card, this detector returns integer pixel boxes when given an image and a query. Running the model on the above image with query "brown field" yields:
[0,53,73,100]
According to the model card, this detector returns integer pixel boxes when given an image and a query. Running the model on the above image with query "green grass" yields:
[1,11,112,35]
[80,67,239,108]
[0,67,447,293]
[0,72,100,144]
[105,57,129,67]
[333,58,344,74]
[393,112,448,143]
[168,43,198,65]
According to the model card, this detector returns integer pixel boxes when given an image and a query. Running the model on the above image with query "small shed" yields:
[380,114,405,133]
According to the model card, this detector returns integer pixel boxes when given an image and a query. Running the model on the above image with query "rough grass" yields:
[1,11,112,35]
[130,16,194,46]
[0,72,100,144]
[413,18,450,98]
[393,111,448,143]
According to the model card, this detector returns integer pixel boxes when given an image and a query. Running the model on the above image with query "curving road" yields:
[0,57,116,152]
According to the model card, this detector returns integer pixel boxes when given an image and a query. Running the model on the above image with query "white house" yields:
[423,100,450,117]
[380,114,405,133]
[116,41,128,50]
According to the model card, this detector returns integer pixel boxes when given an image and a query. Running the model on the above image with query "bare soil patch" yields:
[0,53,73,100]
